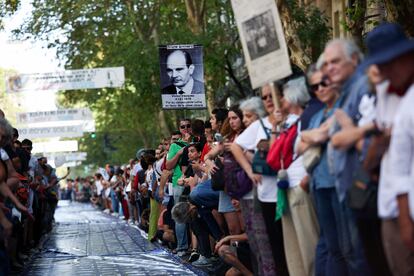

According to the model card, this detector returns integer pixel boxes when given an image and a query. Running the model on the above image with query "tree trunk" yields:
[384,0,414,37]
[277,0,312,71]
[185,0,206,35]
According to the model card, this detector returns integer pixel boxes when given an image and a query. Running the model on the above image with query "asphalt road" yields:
[21,201,207,276]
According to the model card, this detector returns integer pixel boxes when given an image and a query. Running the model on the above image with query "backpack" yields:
[223,152,253,199]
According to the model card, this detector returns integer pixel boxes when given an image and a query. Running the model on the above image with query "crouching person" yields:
[215,199,253,276]
[172,201,215,266]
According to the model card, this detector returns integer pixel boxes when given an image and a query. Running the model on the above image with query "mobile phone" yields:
[214,133,223,143]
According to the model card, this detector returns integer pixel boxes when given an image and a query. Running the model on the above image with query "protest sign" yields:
[6,67,125,93]
[231,0,292,89]
[159,44,206,109]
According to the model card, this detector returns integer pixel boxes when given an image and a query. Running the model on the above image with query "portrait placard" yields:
[159,44,206,109]
[231,0,292,89]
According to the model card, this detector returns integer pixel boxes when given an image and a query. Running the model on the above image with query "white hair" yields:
[283,77,310,107]
[239,96,266,118]
[325,38,364,63]
[0,118,13,146]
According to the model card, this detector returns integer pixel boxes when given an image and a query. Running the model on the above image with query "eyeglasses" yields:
[310,77,329,93]
[261,94,272,101]
[180,124,191,129]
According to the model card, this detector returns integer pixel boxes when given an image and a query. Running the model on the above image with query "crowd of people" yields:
[2,22,414,276]
[0,114,71,274]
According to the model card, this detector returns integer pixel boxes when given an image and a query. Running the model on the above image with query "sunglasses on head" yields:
[180,124,191,129]
[310,77,330,93]
[261,94,272,101]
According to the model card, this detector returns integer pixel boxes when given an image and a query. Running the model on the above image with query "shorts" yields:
[218,191,236,213]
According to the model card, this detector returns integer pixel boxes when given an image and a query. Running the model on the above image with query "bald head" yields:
[166,50,195,89]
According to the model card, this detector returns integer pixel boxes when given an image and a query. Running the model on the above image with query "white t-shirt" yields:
[146,168,154,192]
[0,148,9,161]
[374,81,403,219]
[95,180,104,196]
[28,156,38,178]
[235,117,277,203]
[131,163,142,177]
[285,114,307,188]
[386,84,414,219]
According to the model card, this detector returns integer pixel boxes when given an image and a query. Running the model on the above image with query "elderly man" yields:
[321,39,373,275]
[363,23,414,275]
[162,50,204,95]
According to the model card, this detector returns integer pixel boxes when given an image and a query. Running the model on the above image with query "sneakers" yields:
[192,255,212,266]
[177,250,190,257]
[188,250,200,262]
[128,219,134,224]
[111,212,119,217]
[103,209,110,214]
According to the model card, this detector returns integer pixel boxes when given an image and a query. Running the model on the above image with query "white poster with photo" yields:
[16,108,93,124]
[159,44,206,109]
[5,67,125,93]
[231,0,292,89]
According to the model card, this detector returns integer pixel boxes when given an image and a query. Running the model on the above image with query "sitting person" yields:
[215,199,253,276]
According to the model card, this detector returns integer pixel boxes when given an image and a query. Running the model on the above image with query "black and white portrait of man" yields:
[160,48,204,95]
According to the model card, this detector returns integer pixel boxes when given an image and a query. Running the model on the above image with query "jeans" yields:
[313,187,371,276]
[110,189,119,213]
[0,248,9,276]
[173,185,188,252]
[189,179,219,209]
[190,216,212,257]
[197,207,223,241]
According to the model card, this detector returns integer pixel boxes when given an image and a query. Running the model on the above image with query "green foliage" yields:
[0,0,20,29]
[12,0,333,166]
[285,0,331,61]
[14,0,247,166]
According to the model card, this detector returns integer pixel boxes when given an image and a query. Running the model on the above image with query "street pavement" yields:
[21,201,208,276]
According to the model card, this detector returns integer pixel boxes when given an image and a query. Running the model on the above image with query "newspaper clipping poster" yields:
[231,0,292,89]
[159,44,206,109]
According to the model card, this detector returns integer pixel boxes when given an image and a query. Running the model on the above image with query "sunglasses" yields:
[180,124,191,129]
[261,94,272,101]
[310,77,329,93]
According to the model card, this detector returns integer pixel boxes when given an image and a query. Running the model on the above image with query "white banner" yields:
[32,141,79,153]
[6,67,125,93]
[19,125,84,139]
[16,108,93,124]
[45,152,87,168]
[231,0,292,89]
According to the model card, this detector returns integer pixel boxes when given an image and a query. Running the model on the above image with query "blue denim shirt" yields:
[308,103,339,190]
[327,70,372,201]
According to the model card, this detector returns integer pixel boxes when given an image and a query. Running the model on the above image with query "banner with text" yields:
[6,67,125,93]
[32,141,79,153]
[231,0,291,89]
[19,125,84,139]
[16,108,93,124]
